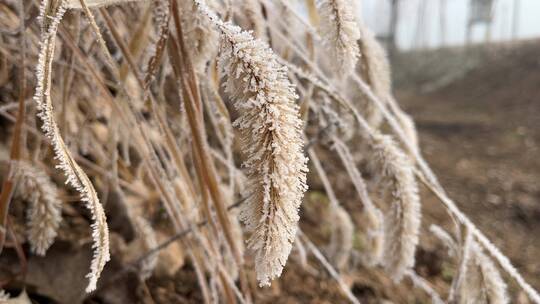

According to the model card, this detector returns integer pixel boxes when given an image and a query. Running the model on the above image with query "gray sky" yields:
[361,0,540,49]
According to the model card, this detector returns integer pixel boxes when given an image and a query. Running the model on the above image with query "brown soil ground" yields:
[397,39,540,300]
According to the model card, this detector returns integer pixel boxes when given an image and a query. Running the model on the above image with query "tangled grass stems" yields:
[0,0,536,301]
[34,0,109,292]
[279,52,540,303]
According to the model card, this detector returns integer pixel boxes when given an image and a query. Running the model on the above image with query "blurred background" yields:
[363,0,538,50]
[360,1,540,300]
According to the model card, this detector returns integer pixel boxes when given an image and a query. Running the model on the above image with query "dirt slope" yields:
[397,39,540,296]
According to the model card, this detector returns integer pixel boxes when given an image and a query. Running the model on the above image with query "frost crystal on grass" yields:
[369,133,421,281]
[457,241,509,304]
[34,0,110,292]
[65,0,148,9]
[16,161,62,256]
[317,0,361,76]
[179,0,219,72]
[432,227,509,304]
[217,22,308,287]
[354,25,392,128]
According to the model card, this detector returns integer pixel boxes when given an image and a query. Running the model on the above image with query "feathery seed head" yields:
[352,25,391,128]
[368,133,421,281]
[457,241,509,304]
[34,0,110,292]
[317,0,361,76]
[328,206,354,270]
[217,22,308,287]
[16,161,62,256]
[357,25,391,101]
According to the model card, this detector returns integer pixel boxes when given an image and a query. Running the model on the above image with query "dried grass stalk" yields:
[456,241,509,304]
[34,0,109,292]
[15,161,62,256]
[392,107,419,154]
[143,0,170,88]
[4,0,534,301]
[430,225,509,304]
[429,224,458,258]
[243,0,266,40]
[368,133,420,281]
[300,231,361,304]
[179,0,219,72]
[65,0,147,9]
[328,206,354,270]
[357,26,391,104]
[406,270,445,304]
[316,0,361,76]
[309,148,353,270]
[332,139,384,265]
[432,227,509,304]
[133,217,158,280]
[217,22,308,286]
[355,25,391,128]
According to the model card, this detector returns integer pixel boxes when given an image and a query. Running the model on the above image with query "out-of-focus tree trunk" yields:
[388,0,400,55]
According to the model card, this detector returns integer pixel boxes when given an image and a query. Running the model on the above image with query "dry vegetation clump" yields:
[15,161,62,256]
[0,0,538,303]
